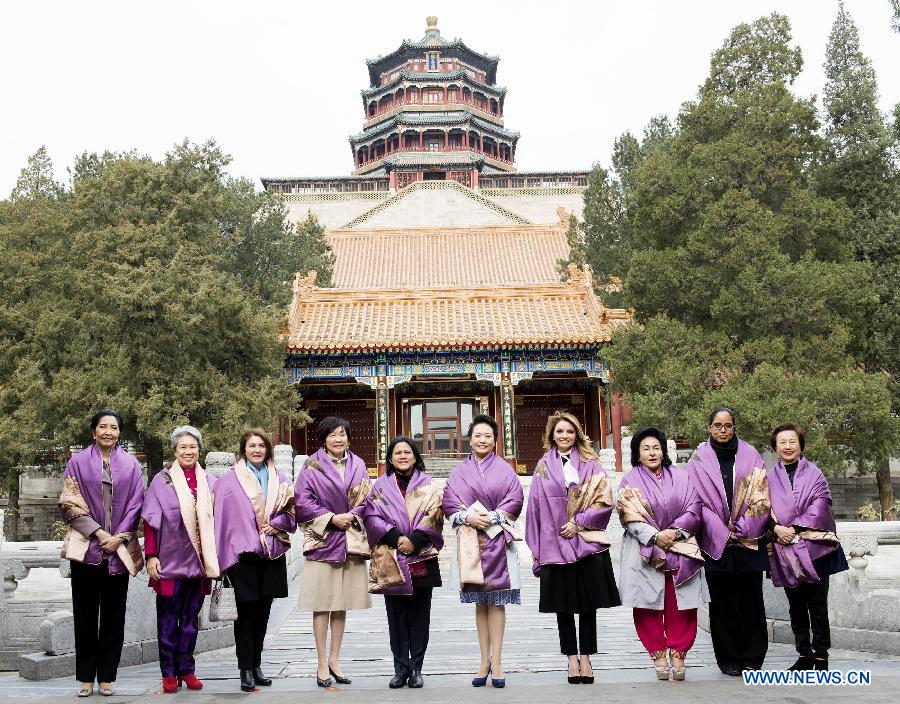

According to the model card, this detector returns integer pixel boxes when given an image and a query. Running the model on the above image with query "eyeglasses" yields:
[710,423,735,430]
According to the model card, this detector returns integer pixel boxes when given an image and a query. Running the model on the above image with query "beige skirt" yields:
[298,556,372,611]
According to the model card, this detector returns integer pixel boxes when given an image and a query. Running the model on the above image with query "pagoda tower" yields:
[350,16,519,190]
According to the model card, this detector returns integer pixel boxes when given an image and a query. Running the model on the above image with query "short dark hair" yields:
[385,436,426,475]
[467,414,499,441]
[239,427,274,465]
[317,416,352,446]
[770,423,806,452]
[90,409,123,432]
[630,426,673,468]
[707,407,736,426]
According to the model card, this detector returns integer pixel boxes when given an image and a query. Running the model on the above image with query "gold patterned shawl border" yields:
[616,486,656,526]
[732,468,770,522]
[405,482,444,532]
[367,544,405,592]
[566,472,613,523]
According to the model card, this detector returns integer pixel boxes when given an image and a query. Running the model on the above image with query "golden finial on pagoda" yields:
[426,16,439,32]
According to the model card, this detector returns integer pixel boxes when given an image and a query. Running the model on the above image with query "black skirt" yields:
[227,552,288,603]
[538,551,621,614]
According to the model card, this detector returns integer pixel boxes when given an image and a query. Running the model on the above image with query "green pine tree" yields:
[818,2,900,517]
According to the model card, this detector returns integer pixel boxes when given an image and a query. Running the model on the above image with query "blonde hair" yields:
[543,411,598,461]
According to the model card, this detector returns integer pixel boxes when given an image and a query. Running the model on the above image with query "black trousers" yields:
[384,588,433,675]
[705,570,768,671]
[234,597,273,669]
[557,610,597,655]
[785,575,830,657]
[70,560,129,683]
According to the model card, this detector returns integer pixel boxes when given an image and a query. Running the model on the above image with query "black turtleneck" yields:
[394,471,413,491]
[710,435,739,510]
[785,460,799,487]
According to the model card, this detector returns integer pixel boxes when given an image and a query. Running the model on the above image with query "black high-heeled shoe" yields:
[580,657,594,684]
[329,667,352,685]
[316,669,333,688]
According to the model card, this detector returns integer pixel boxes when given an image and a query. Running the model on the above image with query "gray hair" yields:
[170,425,203,452]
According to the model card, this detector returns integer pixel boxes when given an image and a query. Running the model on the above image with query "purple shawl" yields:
[294,448,372,563]
[141,469,216,580]
[687,439,770,560]
[768,457,840,588]
[443,452,524,592]
[361,469,444,595]
[58,444,144,575]
[618,465,704,586]
[213,466,296,573]
[525,448,613,575]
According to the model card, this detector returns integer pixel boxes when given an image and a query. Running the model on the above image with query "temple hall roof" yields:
[285,267,629,353]
[326,225,569,288]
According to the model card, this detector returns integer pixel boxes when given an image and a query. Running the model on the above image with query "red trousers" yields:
[633,574,697,655]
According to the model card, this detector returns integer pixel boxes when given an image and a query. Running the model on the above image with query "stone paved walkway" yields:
[0,569,897,702]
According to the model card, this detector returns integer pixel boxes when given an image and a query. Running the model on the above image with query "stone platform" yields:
[0,569,896,702]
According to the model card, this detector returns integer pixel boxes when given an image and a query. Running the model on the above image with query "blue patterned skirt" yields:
[459,589,521,606]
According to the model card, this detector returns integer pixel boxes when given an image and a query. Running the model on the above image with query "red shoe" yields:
[162,676,179,693]
[179,675,203,690]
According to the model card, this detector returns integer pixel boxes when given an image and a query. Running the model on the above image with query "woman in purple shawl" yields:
[443,414,523,689]
[58,409,145,698]
[686,407,771,676]
[525,412,619,685]
[213,427,296,692]
[142,425,219,693]
[295,416,373,688]
[618,427,707,682]
[767,423,847,672]
[362,437,444,689]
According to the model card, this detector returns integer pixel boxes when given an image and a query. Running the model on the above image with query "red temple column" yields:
[472,169,479,188]
[611,392,624,472]
[599,383,608,449]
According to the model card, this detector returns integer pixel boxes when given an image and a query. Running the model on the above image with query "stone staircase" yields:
[423,457,459,479]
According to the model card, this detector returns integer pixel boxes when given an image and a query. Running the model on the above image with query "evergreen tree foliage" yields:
[590,14,899,491]
[0,142,320,495]
[817,3,900,516]
[219,182,334,308]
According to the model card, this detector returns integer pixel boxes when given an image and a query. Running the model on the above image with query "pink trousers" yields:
[633,573,697,656]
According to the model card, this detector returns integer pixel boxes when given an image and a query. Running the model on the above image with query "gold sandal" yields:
[670,650,686,681]
[651,651,669,680]
[77,683,94,698]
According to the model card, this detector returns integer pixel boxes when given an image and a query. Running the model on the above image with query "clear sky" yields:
[2,1,897,196]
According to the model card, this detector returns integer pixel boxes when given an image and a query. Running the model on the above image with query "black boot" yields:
[240,669,256,692]
[813,654,829,671]
[389,673,409,688]
[408,670,424,688]
[788,656,814,671]
[252,667,272,686]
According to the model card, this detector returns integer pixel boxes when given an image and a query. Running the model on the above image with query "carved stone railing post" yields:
[843,532,879,582]
[0,558,29,604]
[204,452,236,479]
[274,444,295,481]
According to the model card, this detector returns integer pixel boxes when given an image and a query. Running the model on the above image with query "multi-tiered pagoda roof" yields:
[350,16,519,187]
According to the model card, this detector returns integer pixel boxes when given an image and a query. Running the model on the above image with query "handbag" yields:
[208,574,238,622]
